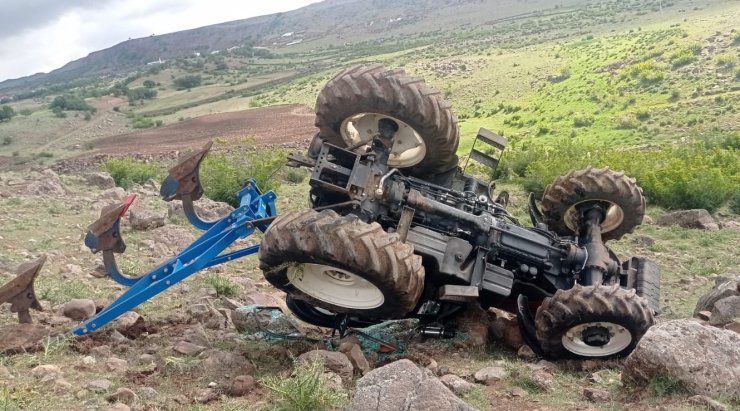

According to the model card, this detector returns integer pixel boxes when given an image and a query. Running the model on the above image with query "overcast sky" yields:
[0,0,320,82]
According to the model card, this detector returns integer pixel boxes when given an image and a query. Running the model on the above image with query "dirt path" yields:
[91,104,317,155]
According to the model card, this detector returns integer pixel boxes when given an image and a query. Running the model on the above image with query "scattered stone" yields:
[474,366,508,385]
[232,304,300,335]
[709,296,740,326]
[106,403,130,411]
[115,311,141,329]
[350,359,474,411]
[657,209,719,231]
[53,378,72,391]
[106,387,136,405]
[340,343,371,375]
[688,395,729,411]
[173,341,206,356]
[182,323,210,347]
[168,197,234,221]
[531,370,554,392]
[31,364,62,382]
[583,387,611,402]
[487,307,523,349]
[229,375,255,397]
[517,344,537,360]
[580,359,601,372]
[0,323,47,354]
[623,320,740,397]
[696,310,712,321]
[85,172,116,189]
[138,387,159,399]
[298,350,353,383]
[173,394,190,404]
[631,234,655,247]
[91,345,112,357]
[510,387,528,398]
[139,353,155,363]
[194,388,219,404]
[99,187,126,201]
[695,274,740,316]
[439,374,475,395]
[0,365,14,381]
[207,382,217,388]
[320,371,344,392]
[536,360,558,373]
[106,356,128,372]
[129,207,166,231]
[725,320,740,334]
[26,172,68,196]
[221,297,243,310]
[80,355,97,367]
[63,299,96,321]
[201,349,255,375]
[457,303,490,347]
[87,378,113,392]
[109,330,131,345]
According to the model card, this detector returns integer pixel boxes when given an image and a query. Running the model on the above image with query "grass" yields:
[202,273,238,297]
[649,374,687,396]
[262,358,347,411]
[102,157,165,189]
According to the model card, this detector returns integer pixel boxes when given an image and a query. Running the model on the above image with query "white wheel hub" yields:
[340,112,426,167]
[287,263,384,309]
[561,321,632,357]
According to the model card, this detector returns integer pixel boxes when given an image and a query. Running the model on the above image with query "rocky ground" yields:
[0,166,738,411]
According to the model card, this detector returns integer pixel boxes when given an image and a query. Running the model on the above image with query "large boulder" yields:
[25,170,68,196]
[350,359,475,411]
[623,320,740,397]
[85,172,116,189]
[657,209,719,231]
[168,197,234,221]
[297,350,353,383]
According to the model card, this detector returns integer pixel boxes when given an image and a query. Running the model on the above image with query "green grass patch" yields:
[200,149,284,207]
[102,157,165,189]
[202,273,238,297]
[648,374,687,396]
[262,358,347,411]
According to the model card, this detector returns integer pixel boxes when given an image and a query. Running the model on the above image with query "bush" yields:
[174,75,202,90]
[143,80,156,88]
[572,113,594,127]
[284,168,307,184]
[131,115,155,129]
[199,150,284,207]
[0,105,16,122]
[1,136,12,145]
[127,87,158,103]
[729,191,740,215]
[615,114,639,129]
[202,273,237,297]
[50,94,94,112]
[262,358,347,411]
[102,158,164,189]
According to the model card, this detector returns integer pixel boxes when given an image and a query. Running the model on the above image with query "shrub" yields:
[615,114,639,129]
[127,87,158,103]
[203,273,237,297]
[174,75,202,90]
[199,150,284,207]
[0,105,16,122]
[670,46,700,68]
[143,80,156,88]
[729,191,740,215]
[50,94,94,112]
[1,136,12,145]
[649,374,686,396]
[625,60,665,84]
[284,168,307,184]
[131,115,155,129]
[102,158,164,189]
[262,358,347,411]
[572,113,594,127]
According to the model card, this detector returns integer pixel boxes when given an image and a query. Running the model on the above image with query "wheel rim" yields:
[339,112,427,167]
[563,200,625,235]
[561,321,632,357]
[287,263,385,309]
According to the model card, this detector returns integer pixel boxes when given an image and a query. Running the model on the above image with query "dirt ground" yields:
[91,104,317,155]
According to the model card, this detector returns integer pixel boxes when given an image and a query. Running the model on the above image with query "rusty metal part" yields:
[397,206,415,243]
[0,255,45,323]
[161,140,213,202]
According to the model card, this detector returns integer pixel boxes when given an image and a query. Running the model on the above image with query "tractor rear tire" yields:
[541,166,645,242]
[314,64,460,176]
[259,209,424,319]
[286,296,377,329]
[535,284,654,359]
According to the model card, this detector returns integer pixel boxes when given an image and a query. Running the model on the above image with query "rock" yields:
[457,303,490,347]
[80,355,96,368]
[509,387,528,398]
[0,365,14,381]
[688,395,729,411]
[106,387,136,405]
[232,304,299,335]
[657,209,719,231]
[340,343,371,375]
[474,366,508,385]
[487,307,523,349]
[531,370,554,392]
[229,375,255,396]
[320,371,344,392]
[694,274,740,316]
[194,388,219,404]
[439,374,475,395]
[88,378,113,392]
[31,364,62,382]
[709,296,740,326]
[725,319,740,334]
[0,323,49,354]
[109,330,131,345]
[187,303,211,321]
[149,225,197,251]
[623,320,740,397]
[173,341,206,356]
[298,350,353,383]
[696,310,712,321]
[115,311,141,329]
[26,173,68,196]
[53,378,72,391]
[99,187,126,201]
[182,323,211,347]
[517,344,537,360]
[106,403,130,411]
[201,349,255,375]
[350,359,474,411]
[138,387,159,399]
[631,234,655,247]
[139,353,155,363]
[63,299,96,321]
[91,345,112,357]
[85,172,116,189]
[583,387,611,402]
[129,207,166,231]
[580,359,601,372]
[169,197,234,221]
[106,356,128,372]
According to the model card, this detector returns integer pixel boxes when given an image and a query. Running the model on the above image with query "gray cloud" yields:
[0,0,116,37]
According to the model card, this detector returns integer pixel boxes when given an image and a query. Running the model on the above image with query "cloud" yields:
[0,0,320,82]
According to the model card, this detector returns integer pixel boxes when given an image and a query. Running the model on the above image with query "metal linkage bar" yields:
[71,181,276,336]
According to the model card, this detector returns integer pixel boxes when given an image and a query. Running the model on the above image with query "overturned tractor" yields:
[1,64,660,359]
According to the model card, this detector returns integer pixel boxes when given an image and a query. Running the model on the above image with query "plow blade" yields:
[0,255,45,323]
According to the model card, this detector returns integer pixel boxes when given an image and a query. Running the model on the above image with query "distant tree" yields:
[174,75,202,90]
[143,80,156,88]
[126,87,158,104]
[0,105,16,122]
[50,94,94,112]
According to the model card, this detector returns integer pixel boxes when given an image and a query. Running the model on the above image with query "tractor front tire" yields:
[535,284,654,359]
[541,166,645,242]
[259,209,424,319]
